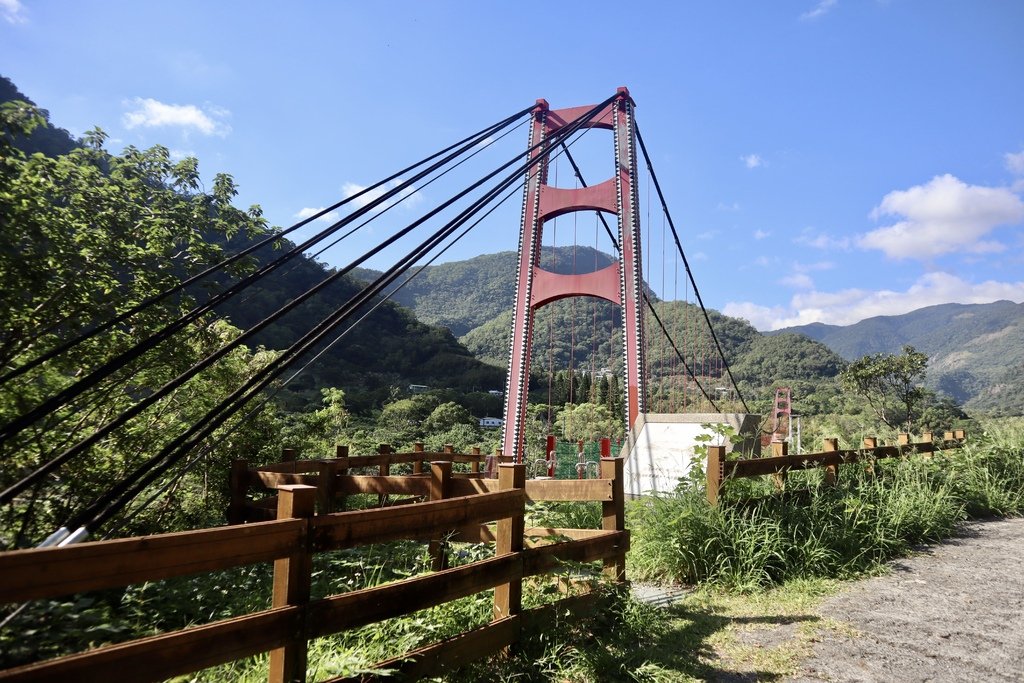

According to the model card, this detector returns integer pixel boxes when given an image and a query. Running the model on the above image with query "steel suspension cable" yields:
[0,98,612,508]
[0,106,535,392]
[105,168,533,538]
[0,108,534,450]
[633,122,750,412]
[556,143,719,406]
[64,94,620,535]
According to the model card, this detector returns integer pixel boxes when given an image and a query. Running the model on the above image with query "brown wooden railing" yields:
[0,456,627,683]
[705,429,967,505]
[228,443,512,523]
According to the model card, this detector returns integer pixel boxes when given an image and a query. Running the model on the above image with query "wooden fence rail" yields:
[706,429,967,505]
[0,457,627,683]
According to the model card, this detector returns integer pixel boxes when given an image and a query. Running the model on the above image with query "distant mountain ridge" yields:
[773,301,1024,414]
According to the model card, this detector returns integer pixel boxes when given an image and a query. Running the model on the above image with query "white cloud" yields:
[800,0,837,21]
[695,229,719,240]
[716,201,741,212]
[794,227,851,251]
[341,178,423,213]
[862,174,1024,259]
[692,251,709,261]
[779,273,814,289]
[1005,150,1024,175]
[740,154,763,169]
[169,149,196,161]
[794,260,835,272]
[122,97,231,136]
[294,207,340,224]
[724,271,1024,330]
[0,0,26,23]
[753,229,771,240]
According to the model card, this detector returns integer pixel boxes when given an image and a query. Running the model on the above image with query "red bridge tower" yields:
[502,88,646,461]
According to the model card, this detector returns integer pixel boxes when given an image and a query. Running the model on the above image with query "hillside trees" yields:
[0,102,281,543]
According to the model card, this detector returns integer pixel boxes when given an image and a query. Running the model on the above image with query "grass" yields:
[628,419,1024,590]
[3,420,1022,681]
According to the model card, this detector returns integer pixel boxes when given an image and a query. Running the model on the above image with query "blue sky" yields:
[2,0,1023,330]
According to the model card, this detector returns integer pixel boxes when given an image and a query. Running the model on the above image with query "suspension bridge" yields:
[0,87,751,550]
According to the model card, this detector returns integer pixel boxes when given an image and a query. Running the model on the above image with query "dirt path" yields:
[792,516,1024,682]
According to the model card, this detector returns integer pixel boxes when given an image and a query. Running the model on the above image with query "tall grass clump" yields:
[628,418,1024,590]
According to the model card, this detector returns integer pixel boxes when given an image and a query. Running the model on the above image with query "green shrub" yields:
[628,419,1024,589]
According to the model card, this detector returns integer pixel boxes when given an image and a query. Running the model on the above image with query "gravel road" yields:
[793,516,1024,682]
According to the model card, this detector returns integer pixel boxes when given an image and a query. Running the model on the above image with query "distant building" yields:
[487,389,503,396]
[408,384,429,394]
[479,417,504,428]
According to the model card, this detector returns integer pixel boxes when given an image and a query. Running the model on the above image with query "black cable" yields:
[84,155,545,531]
[633,121,750,413]
[234,116,530,306]
[558,143,717,406]
[644,297,719,409]
[0,106,535,391]
[103,162,535,537]
[559,141,620,251]
[0,109,533,493]
[68,94,621,532]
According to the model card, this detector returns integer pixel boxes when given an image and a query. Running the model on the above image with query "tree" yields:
[422,401,476,434]
[556,402,623,442]
[0,102,278,543]
[839,345,929,431]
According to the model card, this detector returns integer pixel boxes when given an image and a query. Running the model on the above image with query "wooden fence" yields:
[228,443,510,524]
[0,456,628,682]
[706,429,967,505]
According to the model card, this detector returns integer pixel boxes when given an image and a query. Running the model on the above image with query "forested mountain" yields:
[0,76,503,414]
[209,232,505,411]
[352,246,618,337]
[775,301,1024,415]
[0,77,78,157]
[355,250,849,415]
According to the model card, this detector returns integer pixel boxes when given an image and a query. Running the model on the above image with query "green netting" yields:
[548,440,605,479]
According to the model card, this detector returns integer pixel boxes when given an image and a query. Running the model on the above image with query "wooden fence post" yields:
[600,457,626,582]
[334,445,349,512]
[706,445,725,506]
[378,444,392,506]
[898,433,911,448]
[493,463,526,622]
[428,461,453,571]
[486,447,503,478]
[920,431,934,459]
[471,446,481,474]
[954,429,966,440]
[269,485,316,683]
[228,459,249,525]
[317,461,338,515]
[413,442,425,475]
[822,438,839,486]
[862,437,877,475]
[770,441,788,491]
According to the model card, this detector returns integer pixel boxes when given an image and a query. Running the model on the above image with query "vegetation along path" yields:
[790,516,1024,682]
